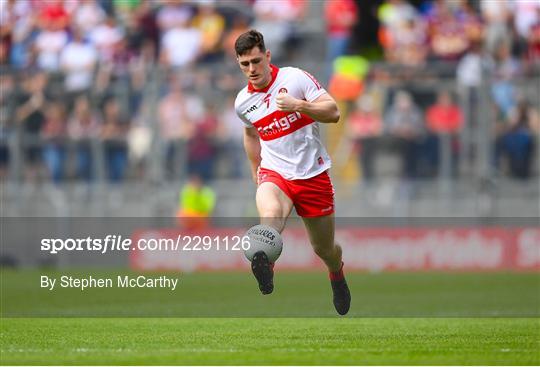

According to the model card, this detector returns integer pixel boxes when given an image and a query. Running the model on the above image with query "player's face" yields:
[237,47,272,89]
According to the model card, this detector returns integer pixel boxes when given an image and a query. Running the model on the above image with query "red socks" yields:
[329,262,345,281]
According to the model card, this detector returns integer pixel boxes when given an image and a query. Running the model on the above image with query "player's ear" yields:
[266,50,271,63]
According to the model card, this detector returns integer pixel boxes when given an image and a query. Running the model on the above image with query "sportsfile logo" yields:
[257,111,303,137]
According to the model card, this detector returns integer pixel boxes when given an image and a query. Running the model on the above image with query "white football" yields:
[243,224,283,263]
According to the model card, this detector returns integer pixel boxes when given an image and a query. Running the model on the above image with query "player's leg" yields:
[251,181,293,294]
[302,214,351,315]
[256,181,294,233]
[302,214,341,271]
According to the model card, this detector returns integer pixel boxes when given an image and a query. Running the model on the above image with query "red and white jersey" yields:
[235,64,331,180]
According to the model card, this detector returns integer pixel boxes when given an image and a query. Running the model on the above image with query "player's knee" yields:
[260,218,286,233]
[259,202,285,218]
[259,204,287,232]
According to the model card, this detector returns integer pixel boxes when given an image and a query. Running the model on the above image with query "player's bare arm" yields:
[275,92,340,123]
[243,127,262,183]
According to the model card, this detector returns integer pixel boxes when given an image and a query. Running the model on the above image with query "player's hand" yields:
[275,92,300,112]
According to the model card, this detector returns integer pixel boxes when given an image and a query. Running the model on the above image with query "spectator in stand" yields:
[68,95,101,182]
[457,40,494,88]
[389,15,428,66]
[16,72,50,181]
[99,13,152,115]
[72,0,106,35]
[60,27,98,102]
[2,0,36,69]
[123,11,145,54]
[385,90,425,179]
[96,0,114,16]
[324,0,358,78]
[512,0,540,58]
[252,0,305,62]
[156,0,193,33]
[378,0,417,25]
[0,73,16,178]
[110,37,140,115]
[425,90,463,176]
[34,18,68,72]
[347,95,383,182]
[426,90,463,134]
[217,95,247,178]
[0,0,14,67]
[480,0,512,54]
[38,0,70,31]
[0,34,8,67]
[223,15,249,62]
[491,41,521,119]
[62,0,80,16]
[36,0,73,71]
[127,102,152,179]
[160,16,202,69]
[456,40,494,170]
[101,98,129,183]
[130,38,155,107]
[133,0,160,53]
[527,7,540,64]
[158,78,193,179]
[283,0,308,58]
[527,98,540,133]
[378,0,418,62]
[187,102,218,182]
[455,0,484,48]
[113,0,141,24]
[495,100,535,179]
[426,0,470,62]
[41,101,67,184]
[191,0,225,62]
[89,15,124,64]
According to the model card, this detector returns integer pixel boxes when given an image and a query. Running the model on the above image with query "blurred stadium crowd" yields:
[0,0,538,186]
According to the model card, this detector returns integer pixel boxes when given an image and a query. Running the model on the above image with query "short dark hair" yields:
[235,30,266,56]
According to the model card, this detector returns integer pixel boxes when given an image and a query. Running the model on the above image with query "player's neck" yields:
[249,65,276,92]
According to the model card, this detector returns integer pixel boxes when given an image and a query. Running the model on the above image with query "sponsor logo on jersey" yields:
[244,104,258,114]
[253,110,315,141]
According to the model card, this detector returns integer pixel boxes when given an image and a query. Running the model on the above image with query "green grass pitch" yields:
[1,270,539,365]
[1,318,538,365]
